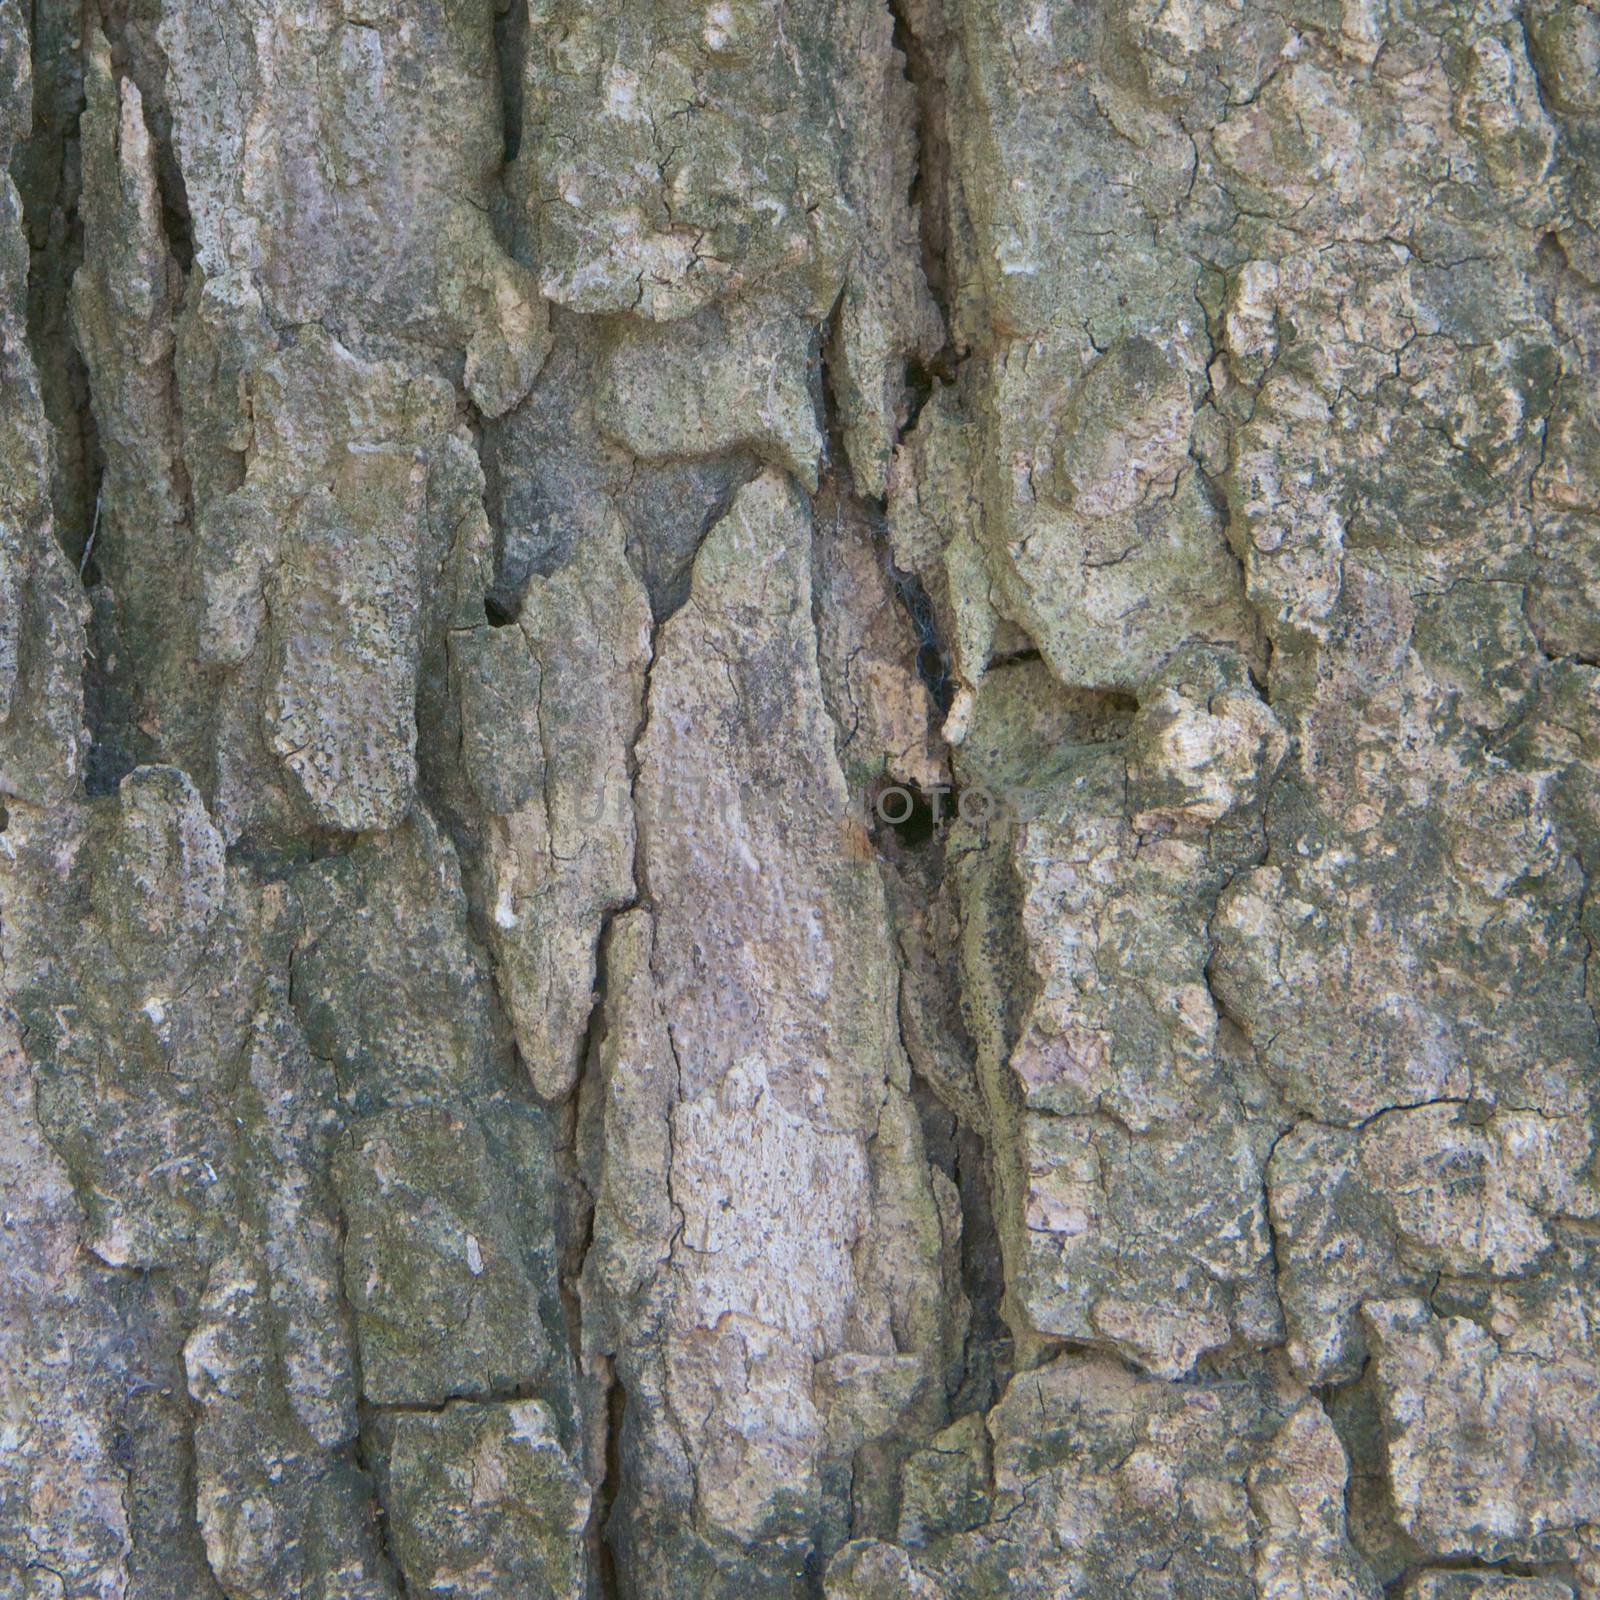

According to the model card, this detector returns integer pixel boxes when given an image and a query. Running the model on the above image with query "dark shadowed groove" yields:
[14,0,100,562]
[94,0,194,273]
[495,0,527,166]
[887,0,965,441]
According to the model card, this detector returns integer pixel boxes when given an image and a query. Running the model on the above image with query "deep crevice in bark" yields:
[887,0,961,375]
[814,240,1017,1437]
[594,1368,625,1600]
[93,1,194,274]
[494,0,527,168]
[15,2,99,563]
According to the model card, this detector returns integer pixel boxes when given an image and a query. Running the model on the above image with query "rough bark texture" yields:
[2,1,1599,1597]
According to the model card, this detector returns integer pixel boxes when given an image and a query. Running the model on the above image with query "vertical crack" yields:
[817,289,955,722]
[812,185,1010,1453]
[15,0,100,562]
[495,0,527,167]
[888,0,964,419]
[594,1367,625,1600]
[95,0,196,273]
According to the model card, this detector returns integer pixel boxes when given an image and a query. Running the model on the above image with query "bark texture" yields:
[2,0,1600,1596]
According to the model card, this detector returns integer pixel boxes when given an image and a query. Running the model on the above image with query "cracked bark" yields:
[4,1,1600,1599]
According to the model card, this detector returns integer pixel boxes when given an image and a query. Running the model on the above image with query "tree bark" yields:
[3,0,1600,1597]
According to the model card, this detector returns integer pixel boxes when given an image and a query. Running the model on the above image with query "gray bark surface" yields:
[2,0,1599,1596]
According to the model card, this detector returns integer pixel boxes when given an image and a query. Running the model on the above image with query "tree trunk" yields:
[3,0,1599,1596]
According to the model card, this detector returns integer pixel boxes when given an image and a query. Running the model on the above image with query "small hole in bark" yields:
[894,791,937,847]
[873,782,939,850]
[484,593,519,627]
[903,357,936,428]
